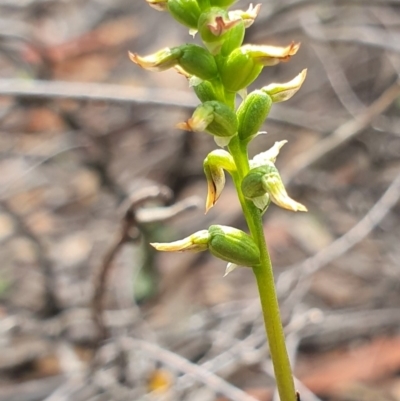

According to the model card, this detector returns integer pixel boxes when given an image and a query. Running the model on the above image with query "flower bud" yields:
[151,230,210,252]
[178,44,219,80]
[208,225,260,267]
[242,164,307,212]
[262,69,307,103]
[167,0,202,29]
[198,8,243,54]
[236,90,272,142]
[176,101,238,147]
[203,150,236,213]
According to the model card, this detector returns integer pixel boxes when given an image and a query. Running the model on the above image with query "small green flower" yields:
[219,42,300,92]
[208,225,260,267]
[242,163,307,212]
[152,225,260,268]
[176,100,238,146]
[129,44,218,80]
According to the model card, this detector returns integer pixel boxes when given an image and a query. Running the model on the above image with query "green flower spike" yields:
[242,163,307,212]
[129,44,218,80]
[176,100,238,147]
[152,225,260,268]
[136,2,307,400]
[203,149,236,213]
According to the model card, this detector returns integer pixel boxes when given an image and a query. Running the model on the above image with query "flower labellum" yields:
[243,42,300,66]
[203,149,236,212]
[151,230,210,252]
[262,69,307,103]
[129,47,181,72]
[229,3,261,28]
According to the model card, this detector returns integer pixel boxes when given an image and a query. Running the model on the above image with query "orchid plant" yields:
[130,1,307,400]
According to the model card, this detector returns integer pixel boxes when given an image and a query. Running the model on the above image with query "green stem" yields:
[228,136,296,401]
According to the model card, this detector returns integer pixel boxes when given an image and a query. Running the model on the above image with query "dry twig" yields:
[123,337,259,401]
[282,79,400,182]
[278,169,400,302]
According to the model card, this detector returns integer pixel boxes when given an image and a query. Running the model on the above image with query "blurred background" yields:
[1,0,400,400]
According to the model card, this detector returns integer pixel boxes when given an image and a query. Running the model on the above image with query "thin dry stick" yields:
[278,169,400,299]
[92,186,198,341]
[91,185,172,341]
[300,11,365,117]
[0,78,342,132]
[282,79,400,182]
[0,78,197,107]
[91,217,136,341]
[0,200,58,315]
[124,338,259,401]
